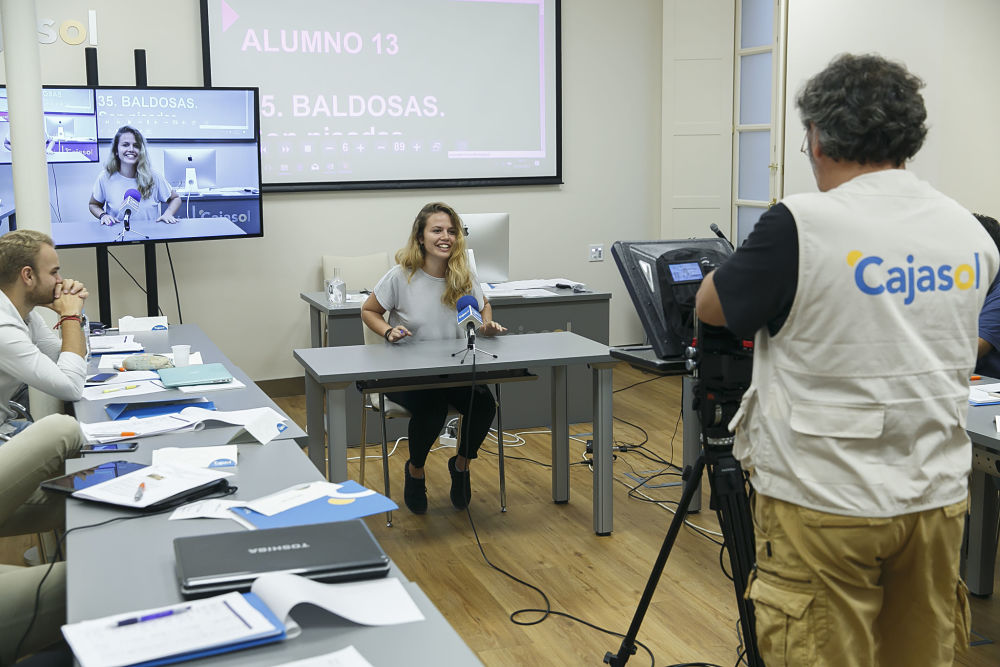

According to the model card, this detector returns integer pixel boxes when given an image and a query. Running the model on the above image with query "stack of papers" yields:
[970,382,1000,405]
[482,278,585,298]
[72,463,232,510]
[62,591,285,667]
[81,406,289,445]
[61,572,423,667]
[89,335,143,355]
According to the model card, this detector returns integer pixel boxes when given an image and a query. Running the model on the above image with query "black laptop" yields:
[174,520,390,598]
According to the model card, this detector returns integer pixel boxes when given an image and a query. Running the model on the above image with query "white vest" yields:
[732,170,999,517]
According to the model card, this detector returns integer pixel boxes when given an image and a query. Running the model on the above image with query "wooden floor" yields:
[1,362,996,665]
[273,364,1000,667]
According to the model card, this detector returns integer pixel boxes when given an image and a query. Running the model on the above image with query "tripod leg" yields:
[605,456,707,666]
[708,454,763,667]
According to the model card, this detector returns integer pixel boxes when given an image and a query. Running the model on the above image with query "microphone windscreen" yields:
[123,188,142,203]
[456,295,478,312]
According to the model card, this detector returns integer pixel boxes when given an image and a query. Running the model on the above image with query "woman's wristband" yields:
[384,327,393,341]
[99,213,110,223]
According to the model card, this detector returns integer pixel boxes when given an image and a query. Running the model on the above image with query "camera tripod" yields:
[605,324,762,667]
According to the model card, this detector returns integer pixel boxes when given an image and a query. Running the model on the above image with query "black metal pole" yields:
[85,47,112,327]
[132,49,160,318]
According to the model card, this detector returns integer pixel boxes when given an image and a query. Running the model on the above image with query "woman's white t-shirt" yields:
[373,265,485,342]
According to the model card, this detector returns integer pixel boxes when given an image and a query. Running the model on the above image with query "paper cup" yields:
[171,344,191,367]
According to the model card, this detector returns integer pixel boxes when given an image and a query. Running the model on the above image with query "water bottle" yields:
[325,268,346,307]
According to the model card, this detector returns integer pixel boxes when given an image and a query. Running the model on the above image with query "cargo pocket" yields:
[747,570,820,666]
[954,579,971,654]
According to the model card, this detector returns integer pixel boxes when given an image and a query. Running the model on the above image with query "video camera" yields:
[611,237,753,433]
[607,234,761,667]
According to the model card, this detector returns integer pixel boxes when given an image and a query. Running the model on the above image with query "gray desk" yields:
[77,324,307,446]
[963,396,1000,596]
[64,440,481,665]
[51,216,247,246]
[294,331,617,535]
[300,289,611,444]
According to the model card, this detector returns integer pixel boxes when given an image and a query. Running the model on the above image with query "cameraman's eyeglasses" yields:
[800,131,809,155]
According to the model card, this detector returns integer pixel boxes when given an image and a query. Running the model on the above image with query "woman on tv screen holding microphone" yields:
[88,125,181,225]
[361,202,507,515]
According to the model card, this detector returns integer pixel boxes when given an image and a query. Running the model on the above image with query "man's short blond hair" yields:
[0,230,54,286]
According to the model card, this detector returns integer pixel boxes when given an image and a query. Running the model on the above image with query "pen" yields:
[115,606,191,627]
[134,482,145,502]
[101,384,139,394]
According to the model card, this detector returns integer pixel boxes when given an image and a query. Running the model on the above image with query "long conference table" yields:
[963,388,1000,596]
[63,324,481,665]
[294,331,618,535]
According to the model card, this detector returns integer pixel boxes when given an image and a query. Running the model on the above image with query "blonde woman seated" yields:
[361,202,506,514]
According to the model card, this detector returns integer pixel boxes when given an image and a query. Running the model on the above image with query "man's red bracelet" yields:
[54,315,82,329]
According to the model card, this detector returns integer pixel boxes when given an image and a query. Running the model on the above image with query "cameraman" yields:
[695,54,997,666]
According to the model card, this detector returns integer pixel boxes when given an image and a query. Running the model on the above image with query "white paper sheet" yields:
[89,334,144,354]
[82,380,166,401]
[273,646,374,667]
[250,573,424,627]
[243,481,368,517]
[152,445,238,469]
[169,498,255,528]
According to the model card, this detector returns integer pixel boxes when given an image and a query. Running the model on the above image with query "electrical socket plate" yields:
[589,244,604,262]
[440,435,457,447]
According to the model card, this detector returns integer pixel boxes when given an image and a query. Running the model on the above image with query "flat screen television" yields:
[1,85,263,248]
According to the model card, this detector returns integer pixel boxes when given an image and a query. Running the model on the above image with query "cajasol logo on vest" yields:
[847,250,984,306]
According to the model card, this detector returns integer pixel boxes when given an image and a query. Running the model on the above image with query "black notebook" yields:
[174,520,390,598]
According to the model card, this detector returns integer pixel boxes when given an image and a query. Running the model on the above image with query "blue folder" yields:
[105,399,216,421]
[230,480,398,530]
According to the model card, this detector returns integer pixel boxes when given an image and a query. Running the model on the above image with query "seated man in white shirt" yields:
[0,230,89,662]
[0,229,89,435]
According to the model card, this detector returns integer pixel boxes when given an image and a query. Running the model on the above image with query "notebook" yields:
[157,363,234,388]
[174,520,390,598]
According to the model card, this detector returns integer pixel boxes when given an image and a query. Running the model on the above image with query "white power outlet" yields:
[439,435,457,447]
[589,244,604,262]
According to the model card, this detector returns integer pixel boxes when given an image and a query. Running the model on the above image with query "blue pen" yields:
[115,605,191,627]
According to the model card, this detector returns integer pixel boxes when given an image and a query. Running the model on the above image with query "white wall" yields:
[1,0,662,379]
[783,0,1000,218]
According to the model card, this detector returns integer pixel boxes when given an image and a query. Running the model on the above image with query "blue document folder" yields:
[230,480,398,530]
[105,399,216,421]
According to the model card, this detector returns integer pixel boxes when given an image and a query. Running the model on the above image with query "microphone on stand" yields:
[119,189,142,231]
[456,295,483,349]
[710,223,734,250]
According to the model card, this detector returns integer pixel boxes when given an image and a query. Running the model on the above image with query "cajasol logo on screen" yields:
[847,250,984,305]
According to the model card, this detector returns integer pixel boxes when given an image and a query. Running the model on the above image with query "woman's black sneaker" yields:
[448,455,471,509]
[403,460,427,514]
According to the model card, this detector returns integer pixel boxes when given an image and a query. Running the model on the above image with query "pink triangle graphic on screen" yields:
[221,0,239,33]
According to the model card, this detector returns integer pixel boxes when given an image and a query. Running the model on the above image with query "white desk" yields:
[294,331,617,535]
